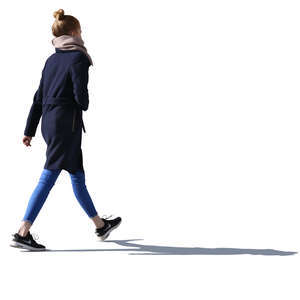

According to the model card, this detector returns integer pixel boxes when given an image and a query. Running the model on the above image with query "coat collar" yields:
[55,48,81,53]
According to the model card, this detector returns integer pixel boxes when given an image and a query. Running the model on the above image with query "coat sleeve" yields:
[69,59,90,111]
[24,62,46,137]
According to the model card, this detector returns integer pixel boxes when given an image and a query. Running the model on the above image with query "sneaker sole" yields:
[98,220,122,241]
[10,241,47,251]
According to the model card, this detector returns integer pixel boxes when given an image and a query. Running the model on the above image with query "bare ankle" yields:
[18,228,29,237]
[18,221,32,237]
[92,215,105,229]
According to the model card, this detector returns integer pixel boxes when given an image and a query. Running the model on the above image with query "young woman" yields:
[10,9,122,251]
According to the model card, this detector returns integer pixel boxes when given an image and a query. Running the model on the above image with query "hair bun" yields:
[53,9,65,21]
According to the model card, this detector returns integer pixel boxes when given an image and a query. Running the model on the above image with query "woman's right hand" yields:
[23,136,32,147]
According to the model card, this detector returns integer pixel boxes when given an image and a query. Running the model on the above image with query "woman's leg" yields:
[19,168,61,236]
[69,170,105,228]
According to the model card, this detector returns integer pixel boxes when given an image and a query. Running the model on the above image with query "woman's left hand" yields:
[23,136,32,147]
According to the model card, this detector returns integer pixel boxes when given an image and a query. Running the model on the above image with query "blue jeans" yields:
[22,168,98,224]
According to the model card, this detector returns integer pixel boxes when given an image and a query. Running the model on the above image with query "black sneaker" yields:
[95,215,122,241]
[10,231,46,251]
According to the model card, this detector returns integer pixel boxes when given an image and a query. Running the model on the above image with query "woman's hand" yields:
[23,136,32,147]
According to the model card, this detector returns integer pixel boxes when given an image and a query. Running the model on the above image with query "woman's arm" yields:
[23,63,46,137]
[69,58,90,111]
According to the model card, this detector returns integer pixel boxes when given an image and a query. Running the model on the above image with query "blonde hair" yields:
[52,9,80,37]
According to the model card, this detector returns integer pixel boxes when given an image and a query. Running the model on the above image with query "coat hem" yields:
[43,164,84,175]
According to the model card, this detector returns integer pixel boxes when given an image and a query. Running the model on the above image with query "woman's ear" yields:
[70,29,81,37]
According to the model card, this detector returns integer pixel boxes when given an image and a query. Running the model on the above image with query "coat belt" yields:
[82,120,86,133]
[44,96,86,133]
[43,96,75,106]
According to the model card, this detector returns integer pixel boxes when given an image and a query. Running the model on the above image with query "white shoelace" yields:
[101,214,114,220]
[31,232,40,241]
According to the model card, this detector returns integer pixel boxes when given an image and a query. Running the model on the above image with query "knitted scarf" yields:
[51,34,93,66]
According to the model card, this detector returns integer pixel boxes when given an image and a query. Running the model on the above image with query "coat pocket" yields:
[72,108,77,132]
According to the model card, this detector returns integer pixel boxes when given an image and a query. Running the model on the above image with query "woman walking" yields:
[10,9,122,251]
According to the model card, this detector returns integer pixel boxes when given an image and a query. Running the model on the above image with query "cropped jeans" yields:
[22,168,98,224]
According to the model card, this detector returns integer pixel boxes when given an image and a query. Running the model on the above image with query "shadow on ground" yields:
[21,239,297,256]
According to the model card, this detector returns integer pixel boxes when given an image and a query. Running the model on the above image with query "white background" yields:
[1,0,299,299]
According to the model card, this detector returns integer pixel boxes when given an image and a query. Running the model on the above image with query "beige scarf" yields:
[51,34,93,66]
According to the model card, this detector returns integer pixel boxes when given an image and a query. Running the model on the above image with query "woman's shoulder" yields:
[71,51,91,66]
[47,50,90,65]
[42,51,91,72]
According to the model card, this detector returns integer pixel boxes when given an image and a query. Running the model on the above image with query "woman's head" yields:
[52,9,81,37]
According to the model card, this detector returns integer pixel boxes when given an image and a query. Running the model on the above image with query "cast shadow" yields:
[21,239,297,256]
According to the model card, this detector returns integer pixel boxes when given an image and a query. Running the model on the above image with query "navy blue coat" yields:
[24,49,92,174]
